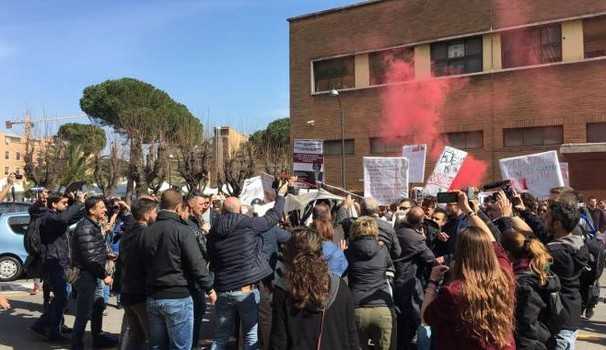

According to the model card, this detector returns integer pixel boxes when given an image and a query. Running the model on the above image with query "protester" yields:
[120,198,158,350]
[345,217,393,350]
[142,190,216,350]
[422,191,516,350]
[207,182,287,350]
[361,198,401,260]
[25,188,50,303]
[70,196,119,349]
[432,200,465,259]
[31,191,84,342]
[544,200,590,349]
[421,197,436,219]
[270,227,360,350]
[312,202,348,276]
[588,196,606,233]
[394,207,436,350]
[501,229,564,350]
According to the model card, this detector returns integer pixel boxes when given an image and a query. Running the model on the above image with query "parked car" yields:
[0,212,29,281]
[0,202,32,216]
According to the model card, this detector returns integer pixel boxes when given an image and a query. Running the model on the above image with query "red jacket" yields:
[425,242,516,350]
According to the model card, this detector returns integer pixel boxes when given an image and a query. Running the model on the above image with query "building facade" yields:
[211,126,249,183]
[0,132,30,178]
[289,0,606,197]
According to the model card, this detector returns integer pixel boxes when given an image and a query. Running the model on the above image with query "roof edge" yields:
[288,0,387,23]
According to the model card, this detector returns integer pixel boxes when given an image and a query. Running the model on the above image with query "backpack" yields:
[580,235,606,308]
[23,217,42,257]
[517,271,567,334]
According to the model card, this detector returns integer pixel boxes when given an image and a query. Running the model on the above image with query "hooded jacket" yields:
[208,195,284,292]
[515,265,563,350]
[547,233,589,331]
[270,274,360,350]
[142,211,213,299]
[345,236,392,307]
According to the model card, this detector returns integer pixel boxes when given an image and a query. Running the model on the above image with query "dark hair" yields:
[549,201,580,232]
[312,203,334,241]
[160,189,183,210]
[184,191,204,201]
[85,196,105,214]
[433,207,447,217]
[421,197,436,208]
[132,198,158,221]
[47,192,65,208]
[520,192,539,213]
[399,198,415,207]
[285,227,330,310]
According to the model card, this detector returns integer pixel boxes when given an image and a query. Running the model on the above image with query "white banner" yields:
[402,144,427,183]
[560,162,570,187]
[239,174,275,205]
[424,146,468,196]
[499,150,564,199]
[364,157,409,205]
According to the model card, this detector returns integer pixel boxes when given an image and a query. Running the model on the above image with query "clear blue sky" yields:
[0,0,354,136]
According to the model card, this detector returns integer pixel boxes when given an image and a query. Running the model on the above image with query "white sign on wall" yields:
[499,151,564,199]
[364,157,409,205]
[402,144,427,183]
[424,146,468,196]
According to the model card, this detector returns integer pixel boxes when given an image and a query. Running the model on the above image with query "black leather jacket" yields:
[71,216,107,279]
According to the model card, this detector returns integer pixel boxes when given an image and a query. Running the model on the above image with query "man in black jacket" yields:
[545,200,590,350]
[208,184,287,350]
[120,198,158,349]
[142,190,215,350]
[394,207,436,350]
[71,196,117,349]
[30,192,84,342]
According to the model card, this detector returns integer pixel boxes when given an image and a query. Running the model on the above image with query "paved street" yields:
[1,276,605,349]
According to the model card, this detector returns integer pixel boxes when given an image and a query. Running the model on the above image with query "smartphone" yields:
[437,192,459,204]
[15,174,23,180]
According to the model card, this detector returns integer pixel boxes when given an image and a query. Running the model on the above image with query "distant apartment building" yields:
[289,0,606,197]
[211,126,249,183]
[0,132,32,178]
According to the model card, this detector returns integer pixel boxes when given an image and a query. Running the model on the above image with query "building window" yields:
[444,131,483,149]
[369,136,413,154]
[584,16,606,59]
[501,24,562,69]
[431,36,483,77]
[4,167,8,175]
[587,122,606,142]
[4,151,8,160]
[16,152,20,161]
[369,47,414,85]
[503,126,563,147]
[324,139,355,155]
[313,56,355,92]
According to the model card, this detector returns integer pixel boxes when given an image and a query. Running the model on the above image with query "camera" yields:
[482,180,518,203]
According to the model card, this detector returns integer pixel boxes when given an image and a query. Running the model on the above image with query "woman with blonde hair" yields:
[345,217,393,350]
[270,227,359,350]
[422,192,516,350]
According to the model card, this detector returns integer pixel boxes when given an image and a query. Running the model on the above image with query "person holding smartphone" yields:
[421,191,517,350]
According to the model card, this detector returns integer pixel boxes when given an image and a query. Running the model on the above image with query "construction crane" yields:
[5,112,88,141]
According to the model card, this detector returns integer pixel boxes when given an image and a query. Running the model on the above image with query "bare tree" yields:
[219,142,256,197]
[94,142,123,196]
[24,137,63,190]
[177,140,211,193]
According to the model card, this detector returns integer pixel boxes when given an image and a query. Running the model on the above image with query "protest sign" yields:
[239,174,275,205]
[364,157,409,205]
[424,146,468,196]
[560,162,570,187]
[293,139,323,188]
[402,144,427,183]
[499,150,564,199]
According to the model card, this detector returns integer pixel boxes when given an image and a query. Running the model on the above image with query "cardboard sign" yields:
[239,174,275,205]
[293,139,323,188]
[364,157,409,205]
[402,144,427,183]
[424,146,468,196]
[560,162,570,187]
[499,151,564,199]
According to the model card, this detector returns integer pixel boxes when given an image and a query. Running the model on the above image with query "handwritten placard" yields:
[402,144,427,183]
[364,157,409,205]
[424,146,468,196]
[499,151,564,199]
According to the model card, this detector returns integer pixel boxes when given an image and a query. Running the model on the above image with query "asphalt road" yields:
[1,277,605,349]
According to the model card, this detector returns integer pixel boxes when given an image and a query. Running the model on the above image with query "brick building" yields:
[289,0,606,197]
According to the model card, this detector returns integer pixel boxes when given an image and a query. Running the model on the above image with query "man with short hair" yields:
[120,198,158,350]
[432,201,464,258]
[208,183,287,350]
[71,196,118,349]
[394,207,436,350]
[588,196,606,233]
[31,192,84,342]
[545,201,590,349]
[142,190,215,350]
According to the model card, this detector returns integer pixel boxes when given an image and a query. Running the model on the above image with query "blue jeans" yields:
[72,271,105,346]
[552,329,577,350]
[211,288,260,350]
[147,297,194,350]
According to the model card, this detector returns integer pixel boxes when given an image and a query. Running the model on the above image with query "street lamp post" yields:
[168,154,174,187]
[330,89,346,190]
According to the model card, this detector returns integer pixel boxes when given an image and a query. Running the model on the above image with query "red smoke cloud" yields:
[380,58,488,187]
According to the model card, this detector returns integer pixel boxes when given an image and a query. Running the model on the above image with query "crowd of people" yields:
[2,174,605,350]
